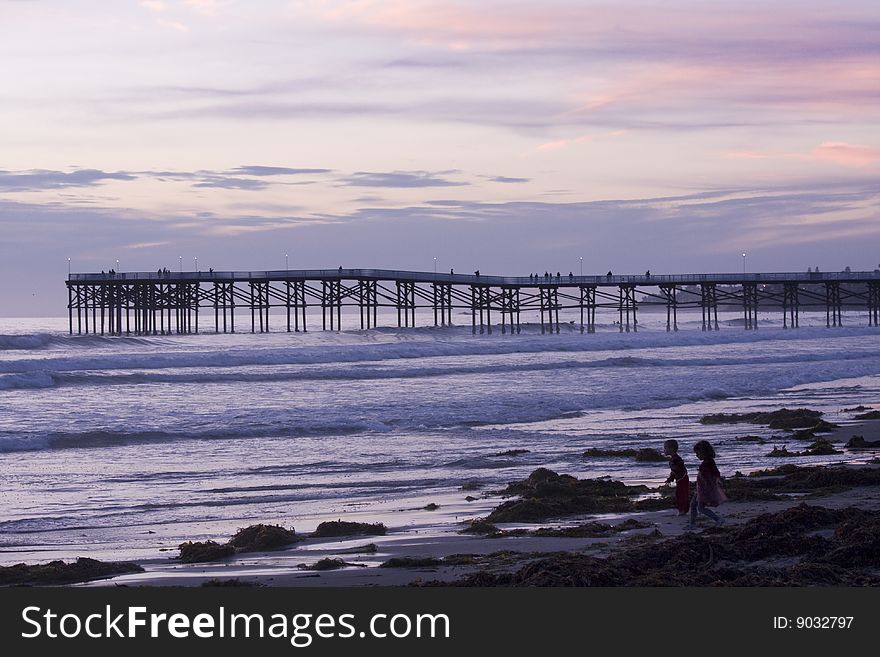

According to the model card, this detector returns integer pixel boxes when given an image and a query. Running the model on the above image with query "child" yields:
[663,439,689,515]
[687,440,727,529]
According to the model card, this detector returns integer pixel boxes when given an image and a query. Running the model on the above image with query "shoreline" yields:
[67,419,880,588]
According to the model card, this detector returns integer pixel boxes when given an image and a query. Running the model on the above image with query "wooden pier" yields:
[65,269,880,336]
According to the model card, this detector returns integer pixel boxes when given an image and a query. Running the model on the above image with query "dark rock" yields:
[495,449,530,457]
[423,503,440,511]
[735,435,765,443]
[854,410,880,420]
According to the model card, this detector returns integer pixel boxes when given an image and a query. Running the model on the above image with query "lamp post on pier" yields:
[286,253,289,272]
[194,256,198,272]
[433,257,437,273]
[179,256,183,273]
[579,257,583,277]
[68,258,71,279]
[742,252,747,274]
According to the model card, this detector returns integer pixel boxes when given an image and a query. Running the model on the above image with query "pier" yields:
[66,269,880,336]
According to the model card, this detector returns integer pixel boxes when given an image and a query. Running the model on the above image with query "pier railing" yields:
[68,268,880,285]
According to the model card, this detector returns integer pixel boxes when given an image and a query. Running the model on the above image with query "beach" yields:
[2,313,880,587]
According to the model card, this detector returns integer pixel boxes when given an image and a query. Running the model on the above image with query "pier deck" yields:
[66,268,880,335]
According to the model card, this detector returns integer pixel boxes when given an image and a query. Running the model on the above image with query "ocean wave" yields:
[0,420,395,453]
[1,344,878,391]
[0,332,161,352]
[0,333,58,351]
[0,371,57,390]
[2,325,878,380]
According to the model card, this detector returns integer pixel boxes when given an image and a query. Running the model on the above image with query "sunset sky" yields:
[1,0,878,315]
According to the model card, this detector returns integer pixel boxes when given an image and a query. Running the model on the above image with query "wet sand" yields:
[75,419,880,588]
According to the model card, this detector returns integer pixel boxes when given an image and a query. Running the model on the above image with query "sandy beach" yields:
[29,417,869,588]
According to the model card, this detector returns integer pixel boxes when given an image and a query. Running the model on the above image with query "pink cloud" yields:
[723,143,880,168]
[536,130,627,152]
[811,142,880,167]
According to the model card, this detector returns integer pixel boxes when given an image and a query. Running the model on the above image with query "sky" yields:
[1,0,878,315]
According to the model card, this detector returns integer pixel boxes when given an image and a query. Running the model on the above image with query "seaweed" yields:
[379,557,443,568]
[312,521,387,538]
[846,435,880,448]
[431,505,880,587]
[459,520,502,536]
[178,523,301,563]
[0,558,144,586]
[582,447,665,462]
[228,524,301,551]
[766,439,842,458]
[177,540,236,564]
[201,578,263,587]
[699,408,822,428]
[485,468,651,523]
[298,558,357,571]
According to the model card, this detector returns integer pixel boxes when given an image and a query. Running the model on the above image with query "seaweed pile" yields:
[481,464,880,525]
[178,521,387,563]
[699,408,824,429]
[484,468,655,523]
[765,439,842,458]
[312,521,387,538]
[582,447,666,462]
[178,524,301,563]
[0,557,143,586]
[460,518,651,539]
[438,504,880,586]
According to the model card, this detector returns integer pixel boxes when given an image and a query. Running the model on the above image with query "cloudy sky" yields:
[1,0,878,315]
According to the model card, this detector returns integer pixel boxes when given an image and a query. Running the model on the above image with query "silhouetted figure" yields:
[544,271,549,279]
[645,270,651,278]
[556,271,560,280]
[664,439,689,515]
[450,268,454,275]
[687,440,727,529]
[474,270,480,277]
[607,270,613,278]
[338,266,343,274]
[568,272,573,281]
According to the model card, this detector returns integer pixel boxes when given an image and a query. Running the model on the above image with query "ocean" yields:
[1,308,879,566]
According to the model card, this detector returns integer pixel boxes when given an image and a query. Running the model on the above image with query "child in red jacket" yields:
[663,439,689,515]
